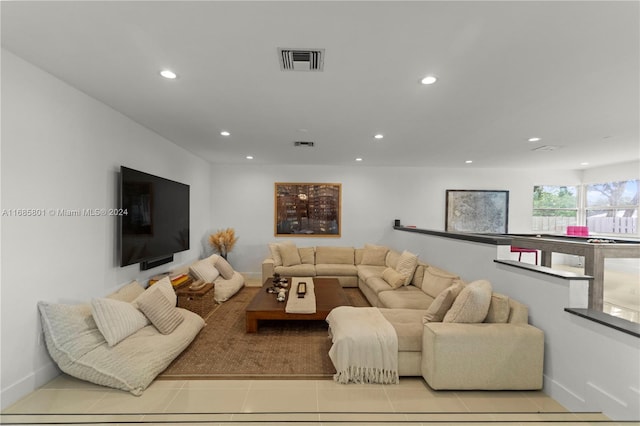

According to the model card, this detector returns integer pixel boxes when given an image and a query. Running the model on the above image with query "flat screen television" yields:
[119,166,190,269]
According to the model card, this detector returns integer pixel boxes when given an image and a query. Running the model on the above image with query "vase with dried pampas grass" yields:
[208,228,238,259]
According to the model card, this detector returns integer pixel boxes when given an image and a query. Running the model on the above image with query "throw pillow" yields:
[268,243,282,266]
[299,247,315,264]
[484,293,511,323]
[361,244,389,266]
[136,287,184,334]
[132,277,177,310]
[153,276,178,306]
[443,280,493,323]
[215,256,235,280]
[395,250,418,285]
[382,267,406,289]
[268,241,295,267]
[90,298,148,346]
[280,243,302,267]
[189,258,220,283]
[423,281,464,323]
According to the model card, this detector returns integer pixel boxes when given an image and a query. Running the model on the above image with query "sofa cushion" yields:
[214,256,235,280]
[357,265,386,282]
[38,302,106,366]
[274,264,317,277]
[379,308,428,351]
[315,264,358,276]
[410,263,426,288]
[213,271,245,303]
[190,257,220,283]
[90,298,148,346]
[378,286,434,310]
[316,246,354,264]
[423,281,464,323]
[395,250,418,285]
[444,280,492,323]
[386,250,401,269]
[299,247,315,264]
[365,276,394,295]
[420,266,460,299]
[361,244,389,266]
[382,267,406,289]
[279,243,302,267]
[136,287,184,334]
[485,293,511,323]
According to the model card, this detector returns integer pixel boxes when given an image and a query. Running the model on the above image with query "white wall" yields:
[0,50,212,408]
[582,160,640,184]
[209,164,581,276]
[384,230,640,421]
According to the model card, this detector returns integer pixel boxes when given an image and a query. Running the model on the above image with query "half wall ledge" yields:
[494,259,638,339]
[564,308,640,339]
[393,226,511,245]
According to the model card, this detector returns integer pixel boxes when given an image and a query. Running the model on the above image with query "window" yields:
[532,185,579,232]
[586,180,638,235]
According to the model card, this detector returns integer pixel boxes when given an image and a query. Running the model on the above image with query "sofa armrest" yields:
[261,258,275,283]
[422,323,544,390]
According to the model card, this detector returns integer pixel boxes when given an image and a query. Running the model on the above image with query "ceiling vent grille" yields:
[294,141,315,147]
[278,48,325,71]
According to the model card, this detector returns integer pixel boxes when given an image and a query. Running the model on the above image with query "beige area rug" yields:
[159,286,370,379]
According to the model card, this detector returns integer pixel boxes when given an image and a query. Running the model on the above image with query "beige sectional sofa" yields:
[263,242,545,390]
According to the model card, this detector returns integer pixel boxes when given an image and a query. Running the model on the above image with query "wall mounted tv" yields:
[119,166,190,270]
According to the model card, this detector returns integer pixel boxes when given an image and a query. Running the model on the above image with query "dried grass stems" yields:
[208,228,238,257]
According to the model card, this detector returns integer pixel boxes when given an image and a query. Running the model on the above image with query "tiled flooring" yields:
[0,375,619,425]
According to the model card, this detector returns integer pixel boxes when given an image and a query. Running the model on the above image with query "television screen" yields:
[119,166,189,267]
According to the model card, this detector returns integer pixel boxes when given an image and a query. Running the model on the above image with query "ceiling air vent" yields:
[294,141,315,147]
[278,48,325,71]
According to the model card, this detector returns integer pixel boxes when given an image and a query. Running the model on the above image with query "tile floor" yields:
[0,374,620,425]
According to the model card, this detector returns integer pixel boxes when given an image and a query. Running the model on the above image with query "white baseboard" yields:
[1,362,60,410]
[544,375,640,421]
[544,375,585,412]
[586,381,640,421]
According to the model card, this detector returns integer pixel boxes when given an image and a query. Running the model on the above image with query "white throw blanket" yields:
[285,277,316,314]
[326,306,399,384]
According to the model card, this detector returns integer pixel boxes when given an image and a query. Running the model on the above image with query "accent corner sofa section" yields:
[38,280,204,396]
[262,242,545,390]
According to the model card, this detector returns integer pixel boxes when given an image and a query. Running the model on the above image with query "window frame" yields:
[532,181,639,236]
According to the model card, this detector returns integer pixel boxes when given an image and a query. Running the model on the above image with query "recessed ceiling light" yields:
[374,134,384,140]
[527,137,541,142]
[220,131,231,136]
[580,162,590,166]
[421,75,437,85]
[465,160,473,164]
[160,69,177,79]
[355,158,363,162]
[246,155,254,160]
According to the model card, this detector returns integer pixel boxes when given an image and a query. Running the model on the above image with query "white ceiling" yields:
[2,1,639,170]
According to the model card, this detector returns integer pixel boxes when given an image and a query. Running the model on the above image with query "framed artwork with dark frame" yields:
[445,190,509,233]
[274,182,341,237]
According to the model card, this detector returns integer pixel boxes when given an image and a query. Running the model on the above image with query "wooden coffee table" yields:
[245,277,351,333]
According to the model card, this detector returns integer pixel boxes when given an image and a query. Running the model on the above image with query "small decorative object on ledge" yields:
[208,227,238,259]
